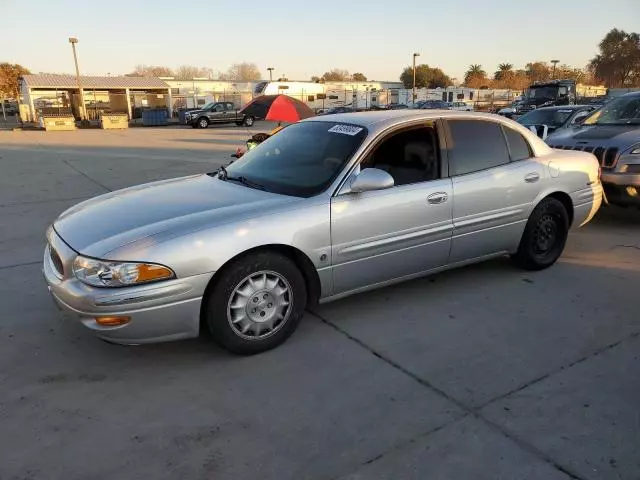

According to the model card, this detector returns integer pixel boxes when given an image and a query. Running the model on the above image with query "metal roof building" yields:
[20,74,172,122]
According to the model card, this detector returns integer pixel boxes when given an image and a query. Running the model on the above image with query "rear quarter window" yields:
[502,126,532,161]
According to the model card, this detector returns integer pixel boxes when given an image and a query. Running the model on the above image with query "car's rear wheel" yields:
[198,117,209,129]
[243,115,255,127]
[204,252,306,355]
[512,197,569,271]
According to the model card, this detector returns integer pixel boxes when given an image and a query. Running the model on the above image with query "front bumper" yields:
[600,172,640,207]
[42,228,212,344]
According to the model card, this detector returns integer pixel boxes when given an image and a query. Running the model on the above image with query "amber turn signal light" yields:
[95,316,131,326]
[136,264,173,283]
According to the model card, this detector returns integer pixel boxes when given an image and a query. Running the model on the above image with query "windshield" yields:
[525,86,558,100]
[225,121,367,197]
[517,109,573,127]
[199,102,215,110]
[583,96,640,125]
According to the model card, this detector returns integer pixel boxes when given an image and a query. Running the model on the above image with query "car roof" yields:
[303,109,552,156]
[304,109,503,128]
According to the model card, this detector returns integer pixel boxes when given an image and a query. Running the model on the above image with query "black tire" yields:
[191,123,198,129]
[197,117,209,129]
[243,115,255,127]
[235,121,243,126]
[512,197,569,271]
[204,252,307,355]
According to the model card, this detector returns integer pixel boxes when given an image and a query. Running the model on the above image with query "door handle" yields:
[427,192,448,204]
[524,172,540,183]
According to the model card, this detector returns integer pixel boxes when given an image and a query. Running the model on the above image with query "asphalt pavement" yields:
[1,125,639,480]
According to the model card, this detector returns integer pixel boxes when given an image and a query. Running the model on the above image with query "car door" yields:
[209,103,225,122]
[225,102,236,122]
[330,123,453,294]
[444,119,545,264]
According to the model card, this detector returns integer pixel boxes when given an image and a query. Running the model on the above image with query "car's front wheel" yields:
[512,197,569,270]
[204,252,307,354]
[243,115,255,127]
[197,117,209,129]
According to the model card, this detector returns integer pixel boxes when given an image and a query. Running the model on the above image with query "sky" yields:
[1,0,639,82]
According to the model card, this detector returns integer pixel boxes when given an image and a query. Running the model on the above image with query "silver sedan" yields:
[43,111,603,354]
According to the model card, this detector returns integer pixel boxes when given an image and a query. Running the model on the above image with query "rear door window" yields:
[447,120,511,176]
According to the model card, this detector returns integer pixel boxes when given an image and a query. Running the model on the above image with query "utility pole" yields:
[68,37,86,121]
[551,59,560,79]
[412,52,420,105]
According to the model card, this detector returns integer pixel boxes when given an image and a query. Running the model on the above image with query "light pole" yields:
[267,67,274,82]
[68,37,86,121]
[551,59,560,79]
[412,52,420,105]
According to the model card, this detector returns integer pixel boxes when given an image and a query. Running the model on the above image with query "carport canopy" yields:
[20,74,171,121]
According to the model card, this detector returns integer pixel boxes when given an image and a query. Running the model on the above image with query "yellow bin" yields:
[42,116,76,131]
[100,113,129,129]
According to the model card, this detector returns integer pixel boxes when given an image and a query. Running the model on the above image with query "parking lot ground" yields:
[1,127,639,480]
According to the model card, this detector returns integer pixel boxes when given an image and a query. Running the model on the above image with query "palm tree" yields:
[464,64,486,85]
[467,64,486,76]
[494,63,513,80]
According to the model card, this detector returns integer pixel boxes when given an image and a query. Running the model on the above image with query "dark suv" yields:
[546,91,640,207]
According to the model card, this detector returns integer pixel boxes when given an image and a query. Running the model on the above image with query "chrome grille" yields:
[550,145,619,168]
[603,148,619,167]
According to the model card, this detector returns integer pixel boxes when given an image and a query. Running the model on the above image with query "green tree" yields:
[589,28,640,87]
[400,64,451,89]
[525,62,551,83]
[0,63,31,100]
[351,72,367,81]
[310,76,321,82]
[322,69,350,81]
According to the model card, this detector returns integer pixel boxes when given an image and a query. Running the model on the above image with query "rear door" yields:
[225,102,237,122]
[444,119,545,263]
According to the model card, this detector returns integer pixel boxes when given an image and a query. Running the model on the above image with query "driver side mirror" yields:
[349,168,394,193]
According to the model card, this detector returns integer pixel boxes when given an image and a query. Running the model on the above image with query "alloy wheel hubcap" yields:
[227,271,291,340]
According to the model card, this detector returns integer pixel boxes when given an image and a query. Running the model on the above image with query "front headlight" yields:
[73,256,174,287]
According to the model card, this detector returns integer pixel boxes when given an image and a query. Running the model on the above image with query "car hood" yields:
[545,124,640,148]
[54,174,300,258]
[186,109,205,115]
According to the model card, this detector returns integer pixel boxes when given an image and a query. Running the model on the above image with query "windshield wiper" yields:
[226,175,266,191]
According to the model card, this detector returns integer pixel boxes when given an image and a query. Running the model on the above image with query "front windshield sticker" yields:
[328,124,364,136]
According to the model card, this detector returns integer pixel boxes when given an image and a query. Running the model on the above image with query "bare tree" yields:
[175,65,214,80]
[127,65,174,77]
[322,69,350,81]
[219,62,262,82]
